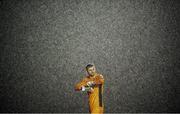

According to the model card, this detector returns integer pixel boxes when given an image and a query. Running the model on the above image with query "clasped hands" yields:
[81,81,95,92]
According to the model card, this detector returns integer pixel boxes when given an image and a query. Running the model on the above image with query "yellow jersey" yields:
[75,73,104,114]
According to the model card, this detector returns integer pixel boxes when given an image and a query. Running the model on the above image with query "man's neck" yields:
[89,73,97,78]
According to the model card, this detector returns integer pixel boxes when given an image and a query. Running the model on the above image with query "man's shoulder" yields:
[83,76,90,81]
[96,73,104,78]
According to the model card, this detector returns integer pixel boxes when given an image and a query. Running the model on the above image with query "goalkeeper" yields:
[75,64,105,114]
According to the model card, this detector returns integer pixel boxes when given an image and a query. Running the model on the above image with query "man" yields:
[75,64,105,114]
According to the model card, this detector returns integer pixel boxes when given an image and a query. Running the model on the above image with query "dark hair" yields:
[86,64,94,70]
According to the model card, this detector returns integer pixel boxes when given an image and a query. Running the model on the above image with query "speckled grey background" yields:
[0,0,180,113]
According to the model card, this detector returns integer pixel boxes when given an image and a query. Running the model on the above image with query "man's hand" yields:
[81,86,86,91]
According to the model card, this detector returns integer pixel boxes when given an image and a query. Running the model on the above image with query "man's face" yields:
[86,66,96,76]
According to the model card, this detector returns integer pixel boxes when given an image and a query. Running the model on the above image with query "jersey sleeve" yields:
[93,74,104,85]
[74,78,88,91]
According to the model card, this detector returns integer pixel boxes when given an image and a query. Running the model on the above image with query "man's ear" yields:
[93,66,96,71]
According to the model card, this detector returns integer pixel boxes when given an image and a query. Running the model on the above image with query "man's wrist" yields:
[81,86,85,91]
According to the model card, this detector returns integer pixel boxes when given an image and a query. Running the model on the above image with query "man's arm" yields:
[74,78,87,91]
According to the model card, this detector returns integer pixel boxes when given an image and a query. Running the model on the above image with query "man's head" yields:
[86,64,96,76]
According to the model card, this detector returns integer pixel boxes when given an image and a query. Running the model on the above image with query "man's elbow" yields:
[75,88,81,91]
[74,85,81,91]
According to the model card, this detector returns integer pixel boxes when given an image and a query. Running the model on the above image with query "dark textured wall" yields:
[0,0,180,113]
